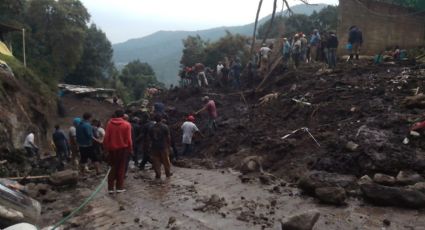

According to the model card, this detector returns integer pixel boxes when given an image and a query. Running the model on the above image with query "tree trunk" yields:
[261,0,278,45]
[250,0,264,56]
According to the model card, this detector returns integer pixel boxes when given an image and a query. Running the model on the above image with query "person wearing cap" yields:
[309,29,321,63]
[69,117,81,169]
[181,115,202,156]
[326,31,339,69]
[195,96,218,136]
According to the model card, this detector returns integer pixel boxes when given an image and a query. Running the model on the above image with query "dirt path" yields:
[57,167,425,230]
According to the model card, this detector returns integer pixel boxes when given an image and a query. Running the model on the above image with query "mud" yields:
[40,167,425,229]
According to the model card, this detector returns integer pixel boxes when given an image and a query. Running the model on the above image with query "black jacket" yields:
[327,35,339,49]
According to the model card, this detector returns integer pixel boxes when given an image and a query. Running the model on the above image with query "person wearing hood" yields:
[77,112,100,174]
[69,117,81,169]
[104,110,133,193]
[348,26,363,60]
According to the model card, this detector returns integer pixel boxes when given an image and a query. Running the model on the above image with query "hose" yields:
[50,168,111,230]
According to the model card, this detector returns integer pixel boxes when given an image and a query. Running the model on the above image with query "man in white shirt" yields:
[23,132,38,158]
[259,43,273,75]
[181,115,202,156]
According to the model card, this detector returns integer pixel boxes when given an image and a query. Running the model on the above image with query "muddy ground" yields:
[34,60,425,229]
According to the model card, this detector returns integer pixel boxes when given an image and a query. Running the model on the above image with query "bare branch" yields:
[250,0,264,56]
[261,0,278,45]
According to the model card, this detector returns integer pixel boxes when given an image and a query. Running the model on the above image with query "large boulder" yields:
[315,187,346,205]
[298,171,357,194]
[239,156,263,174]
[49,170,78,186]
[396,171,425,185]
[281,210,320,230]
[373,173,396,186]
[360,183,425,208]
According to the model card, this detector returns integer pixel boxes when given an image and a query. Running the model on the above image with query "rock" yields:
[298,171,357,194]
[410,182,425,193]
[373,173,396,186]
[360,183,425,208]
[358,175,373,185]
[345,141,359,151]
[396,171,424,185]
[240,156,263,174]
[49,170,78,186]
[239,175,251,183]
[383,219,391,226]
[168,216,176,226]
[315,187,346,205]
[259,174,273,185]
[281,210,320,230]
[134,218,140,223]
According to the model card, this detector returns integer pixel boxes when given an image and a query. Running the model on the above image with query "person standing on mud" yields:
[259,43,272,76]
[309,29,321,63]
[231,58,242,89]
[148,114,172,179]
[327,31,339,69]
[282,37,291,70]
[52,125,69,168]
[194,63,208,87]
[348,25,363,60]
[181,115,202,156]
[104,110,133,193]
[23,131,39,158]
[195,96,218,136]
[300,34,308,63]
[76,112,100,175]
[92,119,105,161]
[292,34,302,69]
[138,112,155,170]
[216,61,224,87]
[69,118,81,169]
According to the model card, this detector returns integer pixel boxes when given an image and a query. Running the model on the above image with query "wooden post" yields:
[22,28,26,68]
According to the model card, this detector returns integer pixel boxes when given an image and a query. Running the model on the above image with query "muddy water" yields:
[57,167,425,230]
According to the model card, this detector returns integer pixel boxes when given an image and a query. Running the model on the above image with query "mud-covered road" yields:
[44,166,425,230]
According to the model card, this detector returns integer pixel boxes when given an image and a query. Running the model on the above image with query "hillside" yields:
[112,4,328,85]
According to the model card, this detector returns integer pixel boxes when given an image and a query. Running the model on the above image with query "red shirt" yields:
[103,118,133,152]
[205,100,217,118]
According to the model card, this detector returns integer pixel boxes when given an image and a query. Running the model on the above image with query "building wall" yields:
[337,0,425,55]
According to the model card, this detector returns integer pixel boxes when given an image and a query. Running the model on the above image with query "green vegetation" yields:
[0,53,54,100]
[180,32,250,69]
[112,4,328,85]
[257,5,338,39]
[1,0,162,103]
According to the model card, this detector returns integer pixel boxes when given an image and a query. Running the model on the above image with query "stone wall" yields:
[337,0,425,55]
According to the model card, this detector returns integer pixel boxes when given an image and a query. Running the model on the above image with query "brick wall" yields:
[337,0,425,55]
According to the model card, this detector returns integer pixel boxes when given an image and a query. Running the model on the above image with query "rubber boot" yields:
[349,54,354,60]
[356,54,359,60]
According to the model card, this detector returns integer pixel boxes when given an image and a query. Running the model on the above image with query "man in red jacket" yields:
[103,110,133,193]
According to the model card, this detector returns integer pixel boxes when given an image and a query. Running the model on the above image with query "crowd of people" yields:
[179,26,364,91]
[24,96,218,193]
[180,57,243,89]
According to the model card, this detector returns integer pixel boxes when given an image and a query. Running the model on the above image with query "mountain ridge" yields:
[113,4,328,85]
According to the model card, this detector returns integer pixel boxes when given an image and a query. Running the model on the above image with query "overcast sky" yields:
[81,0,339,44]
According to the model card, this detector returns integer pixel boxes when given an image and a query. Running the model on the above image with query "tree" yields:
[23,0,90,80]
[203,32,249,67]
[310,6,338,32]
[257,16,286,39]
[180,35,207,67]
[119,60,162,101]
[65,24,113,86]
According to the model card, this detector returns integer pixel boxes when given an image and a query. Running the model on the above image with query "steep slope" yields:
[113,4,328,85]
[0,54,56,151]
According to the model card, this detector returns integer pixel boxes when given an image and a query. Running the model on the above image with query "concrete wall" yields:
[337,0,425,55]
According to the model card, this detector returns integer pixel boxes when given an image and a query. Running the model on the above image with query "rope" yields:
[354,0,425,18]
[50,168,111,230]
